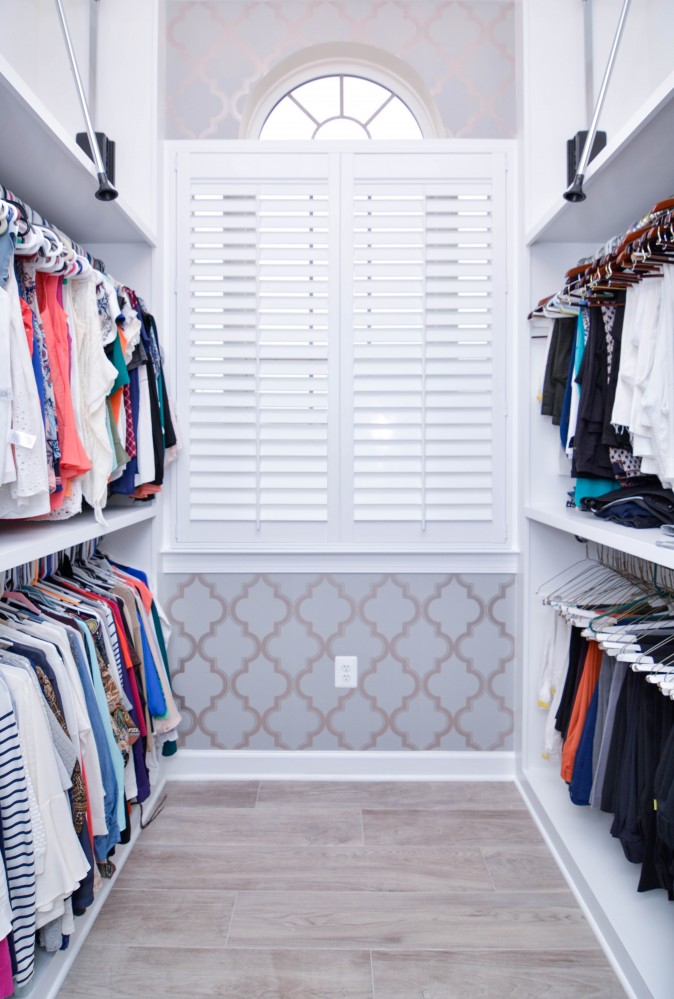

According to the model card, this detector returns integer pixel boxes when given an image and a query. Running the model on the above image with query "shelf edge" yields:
[525,68,674,246]
[0,55,157,248]
[0,504,156,575]
[525,504,674,569]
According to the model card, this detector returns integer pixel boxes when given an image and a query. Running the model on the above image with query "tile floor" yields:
[59,781,626,998]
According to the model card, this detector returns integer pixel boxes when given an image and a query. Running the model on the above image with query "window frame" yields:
[258,74,424,141]
[238,43,444,141]
[165,139,517,569]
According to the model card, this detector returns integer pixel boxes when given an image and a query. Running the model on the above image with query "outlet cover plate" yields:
[335,655,358,688]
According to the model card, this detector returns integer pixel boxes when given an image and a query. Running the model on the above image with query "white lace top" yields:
[0,272,50,518]
[69,271,117,524]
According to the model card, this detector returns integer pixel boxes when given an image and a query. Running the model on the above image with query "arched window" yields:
[239,43,443,140]
[259,75,423,141]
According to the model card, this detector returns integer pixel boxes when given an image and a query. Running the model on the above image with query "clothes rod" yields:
[53,0,118,202]
[564,0,632,202]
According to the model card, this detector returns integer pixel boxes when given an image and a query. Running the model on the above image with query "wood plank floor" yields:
[58,781,626,998]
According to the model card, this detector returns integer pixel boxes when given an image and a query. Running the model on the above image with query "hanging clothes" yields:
[534,197,674,525]
[0,546,179,992]
[0,193,179,525]
[537,560,674,901]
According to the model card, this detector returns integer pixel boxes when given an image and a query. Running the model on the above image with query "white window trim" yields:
[163,138,518,570]
[239,42,445,141]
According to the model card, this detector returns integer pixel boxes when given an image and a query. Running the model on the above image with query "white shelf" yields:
[14,775,167,999]
[525,502,674,570]
[526,68,674,246]
[0,504,156,575]
[0,56,156,247]
[519,766,674,999]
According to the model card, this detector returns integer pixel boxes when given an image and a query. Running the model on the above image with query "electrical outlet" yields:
[335,655,358,688]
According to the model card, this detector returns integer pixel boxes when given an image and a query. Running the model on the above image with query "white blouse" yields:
[0,272,49,518]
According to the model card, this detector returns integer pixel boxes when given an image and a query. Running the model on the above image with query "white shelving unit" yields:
[14,779,167,999]
[526,68,674,247]
[0,31,163,997]
[520,60,674,999]
[525,504,674,572]
[0,55,155,247]
[524,767,674,999]
[0,505,156,576]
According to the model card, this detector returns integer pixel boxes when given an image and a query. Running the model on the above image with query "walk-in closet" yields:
[0,0,673,996]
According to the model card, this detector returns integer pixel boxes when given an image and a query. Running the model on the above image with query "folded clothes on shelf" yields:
[580,485,674,529]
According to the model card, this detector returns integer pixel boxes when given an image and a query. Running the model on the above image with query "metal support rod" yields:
[53,0,117,201]
[564,0,632,202]
[582,0,594,126]
[88,0,99,118]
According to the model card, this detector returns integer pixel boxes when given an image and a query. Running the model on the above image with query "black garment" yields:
[572,307,616,480]
[541,317,576,425]
[160,367,177,452]
[580,484,674,528]
[632,633,674,659]
[610,670,645,863]
[654,723,674,898]
[638,693,673,892]
[555,629,587,741]
[138,323,164,486]
[601,295,631,450]
[143,311,177,482]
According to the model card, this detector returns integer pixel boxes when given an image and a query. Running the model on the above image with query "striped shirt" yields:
[0,675,36,987]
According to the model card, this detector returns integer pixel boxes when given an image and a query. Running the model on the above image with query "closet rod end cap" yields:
[564,174,586,203]
[95,173,118,202]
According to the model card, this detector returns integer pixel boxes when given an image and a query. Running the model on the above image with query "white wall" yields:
[523,0,674,234]
[95,0,159,235]
[0,0,91,138]
[0,0,159,237]
[522,0,586,229]
[164,0,517,140]
[591,0,674,148]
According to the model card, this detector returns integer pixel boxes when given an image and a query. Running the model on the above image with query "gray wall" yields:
[165,0,516,139]
[163,2,518,758]
[163,573,515,751]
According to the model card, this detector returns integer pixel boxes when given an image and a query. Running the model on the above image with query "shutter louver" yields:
[188,185,330,527]
[352,184,496,527]
[176,149,507,550]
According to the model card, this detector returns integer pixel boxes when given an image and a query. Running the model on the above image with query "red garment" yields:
[81,760,95,854]
[561,641,602,783]
[36,273,91,510]
[19,299,34,355]
[132,484,161,499]
[0,937,14,999]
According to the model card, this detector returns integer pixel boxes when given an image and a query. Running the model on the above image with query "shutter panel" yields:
[175,147,508,549]
[185,178,332,536]
[350,176,502,537]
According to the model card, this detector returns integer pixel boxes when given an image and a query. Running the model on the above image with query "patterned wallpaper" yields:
[164,573,516,751]
[165,1,516,139]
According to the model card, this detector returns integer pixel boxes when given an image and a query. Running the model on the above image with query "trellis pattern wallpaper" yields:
[164,573,516,751]
[165,0,516,139]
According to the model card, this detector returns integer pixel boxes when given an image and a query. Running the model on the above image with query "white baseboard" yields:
[165,749,516,781]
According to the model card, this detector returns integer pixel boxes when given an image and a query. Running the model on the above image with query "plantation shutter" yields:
[174,147,508,549]
[176,151,338,546]
[344,152,507,545]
